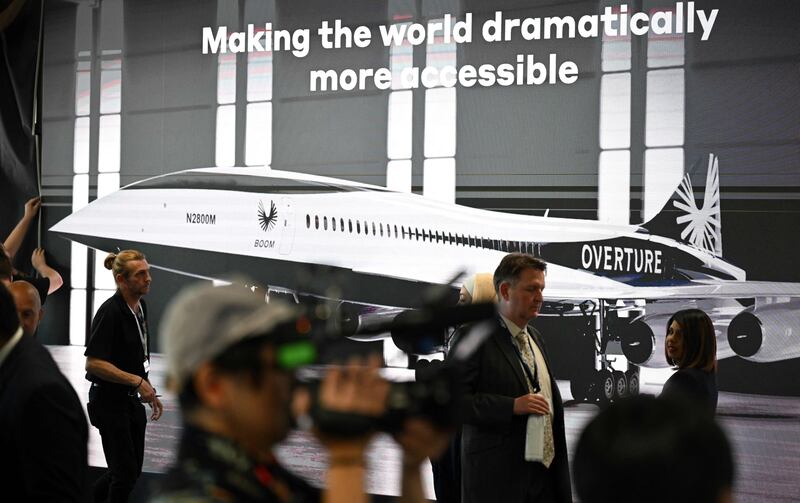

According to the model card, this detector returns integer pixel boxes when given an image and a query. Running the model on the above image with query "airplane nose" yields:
[50,193,116,241]
[50,188,138,251]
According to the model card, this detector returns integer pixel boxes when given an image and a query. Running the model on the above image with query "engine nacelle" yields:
[727,301,800,362]
[619,316,671,368]
[336,303,403,339]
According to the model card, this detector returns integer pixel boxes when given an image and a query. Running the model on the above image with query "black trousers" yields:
[524,463,558,503]
[431,429,462,503]
[87,389,146,503]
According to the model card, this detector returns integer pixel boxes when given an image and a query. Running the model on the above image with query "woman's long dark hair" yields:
[665,309,717,372]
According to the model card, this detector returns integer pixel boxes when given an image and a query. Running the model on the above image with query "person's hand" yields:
[315,354,390,458]
[395,418,452,467]
[513,393,550,415]
[137,378,156,403]
[31,248,47,270]
[23,197,41,219]
[149,396,163,421]
[320,353,389,417]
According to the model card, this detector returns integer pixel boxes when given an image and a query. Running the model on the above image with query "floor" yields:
[50,346,800,502]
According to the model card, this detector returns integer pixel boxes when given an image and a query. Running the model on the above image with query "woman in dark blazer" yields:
[661,309,719,414]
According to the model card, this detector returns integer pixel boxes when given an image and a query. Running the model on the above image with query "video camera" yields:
[258,276,497,435]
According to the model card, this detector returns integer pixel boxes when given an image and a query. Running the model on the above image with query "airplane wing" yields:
[545,279,800,302]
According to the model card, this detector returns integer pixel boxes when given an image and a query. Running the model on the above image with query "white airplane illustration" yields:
[51,154,800,402]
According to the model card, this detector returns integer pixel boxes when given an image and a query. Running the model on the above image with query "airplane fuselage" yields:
[52,167,744,307]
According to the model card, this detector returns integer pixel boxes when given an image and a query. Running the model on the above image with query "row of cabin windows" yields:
[304,214,540,255]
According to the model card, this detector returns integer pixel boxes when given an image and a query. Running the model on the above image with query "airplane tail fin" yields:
[642,154,723,257]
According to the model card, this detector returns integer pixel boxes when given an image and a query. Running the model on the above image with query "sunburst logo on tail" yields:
[673,154,722,256]
[258,200,278,231]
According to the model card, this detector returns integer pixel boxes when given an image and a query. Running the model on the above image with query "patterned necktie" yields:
[513,330,555,467]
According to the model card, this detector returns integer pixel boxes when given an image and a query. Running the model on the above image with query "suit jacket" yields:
[0,335,89,503]
[457,317,572,503]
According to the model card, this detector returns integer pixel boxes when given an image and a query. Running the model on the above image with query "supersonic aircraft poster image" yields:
[29,1,800,501]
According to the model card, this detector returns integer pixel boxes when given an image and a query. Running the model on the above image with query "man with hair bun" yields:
[85,249,163,503]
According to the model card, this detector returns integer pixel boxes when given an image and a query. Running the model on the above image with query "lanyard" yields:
[128,303,148,359]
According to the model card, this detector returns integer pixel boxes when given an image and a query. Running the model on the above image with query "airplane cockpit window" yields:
[306,214,310,228]
[314,215,319,229]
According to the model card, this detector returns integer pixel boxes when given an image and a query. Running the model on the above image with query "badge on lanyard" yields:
[130,304,149,373]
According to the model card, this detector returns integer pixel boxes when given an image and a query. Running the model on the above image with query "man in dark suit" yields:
[459,253,571,503]
[0,283,89,502]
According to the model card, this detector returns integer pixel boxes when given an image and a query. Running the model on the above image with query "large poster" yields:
[36,0,800,501]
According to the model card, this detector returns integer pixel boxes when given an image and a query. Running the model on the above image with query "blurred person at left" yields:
[0,280,88,502]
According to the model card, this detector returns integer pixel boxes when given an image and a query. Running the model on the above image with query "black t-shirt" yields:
[85,291,150,394]
[12,273,50,305]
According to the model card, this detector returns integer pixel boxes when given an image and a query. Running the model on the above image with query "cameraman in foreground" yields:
[149,281,449,503]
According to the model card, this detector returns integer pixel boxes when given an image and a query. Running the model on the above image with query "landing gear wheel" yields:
[612,371,628,399]
[596,370,615,404]
[626,370,640,396]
